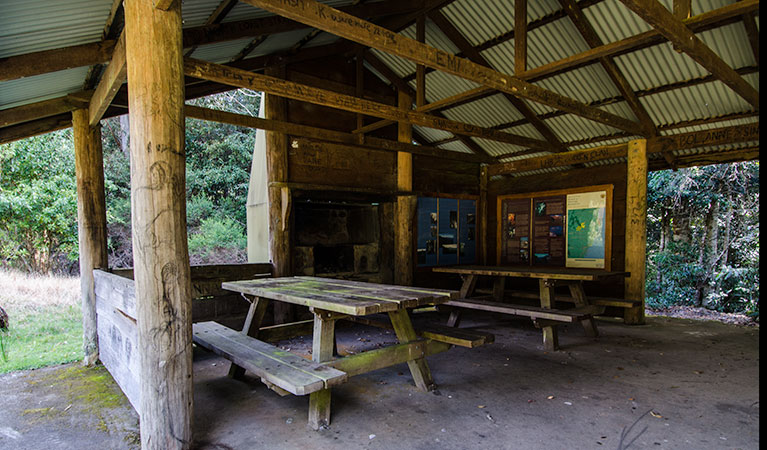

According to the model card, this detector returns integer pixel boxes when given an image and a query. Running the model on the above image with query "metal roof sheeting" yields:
[0,0,113,58]
[0,67,90,110]
[0,0,758,168]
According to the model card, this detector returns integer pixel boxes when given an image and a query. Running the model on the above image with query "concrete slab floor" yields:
[0,312,759,450]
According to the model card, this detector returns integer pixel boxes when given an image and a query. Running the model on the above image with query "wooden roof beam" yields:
[182,0,427,48]
[239,0,645,136]
[89,32,127,126]
[354,86,493,135]
[488,122,759,175]
[515,0,527,74]
[428,10,568,152]
[184,58,550,150]
[559,0,658,137]
[0,41,116,83]
[185,104,491,163]
[618,0,758,109]
[741,9,759,65]
[0,92,90,128]
[487,64,759,140]
[82,0,124,90]
[0,113,73,145]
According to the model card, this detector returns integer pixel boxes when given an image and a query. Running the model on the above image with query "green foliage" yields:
[646,161,759,317]
[188,217,247,262]
[0,131,79,273]
[0,303,83,373]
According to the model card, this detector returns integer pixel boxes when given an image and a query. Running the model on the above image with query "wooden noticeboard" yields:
[497,185,613,270]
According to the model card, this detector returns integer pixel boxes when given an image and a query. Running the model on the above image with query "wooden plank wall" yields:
[94,269,140,413]
[488,165,628,300]
[413,155,479,195]
[286,56,399,192]
[95,263,273,414]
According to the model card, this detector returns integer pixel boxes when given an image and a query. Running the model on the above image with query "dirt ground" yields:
[0,311,759,450]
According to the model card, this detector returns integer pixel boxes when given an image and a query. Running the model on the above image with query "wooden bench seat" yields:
[192,321,347,396]
[479,288,640,310]
[345,315,494,348]
[445,298,604,323]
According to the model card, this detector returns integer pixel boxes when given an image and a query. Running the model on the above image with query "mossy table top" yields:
[222,276,458,316]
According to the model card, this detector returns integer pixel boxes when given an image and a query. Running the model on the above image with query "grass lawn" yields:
[0,269,83,373]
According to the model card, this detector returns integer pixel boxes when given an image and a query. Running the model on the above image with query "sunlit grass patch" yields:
[0,269,82,373]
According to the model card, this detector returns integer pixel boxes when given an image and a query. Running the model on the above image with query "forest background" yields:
[0,89,759,319]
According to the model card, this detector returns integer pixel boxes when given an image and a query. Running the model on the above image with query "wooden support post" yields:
[395,91,415,286]
[124,0,193,448]
[624,139,648,325]
[478,166,488,264]
[538,279,559,351]
[388,309,435,391]
[264,65,294,323]
[72,109,108,366]
[308,312,335,430]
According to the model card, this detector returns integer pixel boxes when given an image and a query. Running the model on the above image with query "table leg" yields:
[308,311,336,430]
[448,274,478,327]
[229,295,270,379]
[568,283,599,338]
[388,309,436,392]
[492,276,506,302]
[538,279,559,351]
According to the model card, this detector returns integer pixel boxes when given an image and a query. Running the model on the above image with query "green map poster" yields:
[566,191,607,268]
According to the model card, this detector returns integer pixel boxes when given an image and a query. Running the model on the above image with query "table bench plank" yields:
[446,298,602,323]
[193,321,347,396]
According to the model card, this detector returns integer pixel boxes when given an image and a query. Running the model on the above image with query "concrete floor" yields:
[0,312,759,449]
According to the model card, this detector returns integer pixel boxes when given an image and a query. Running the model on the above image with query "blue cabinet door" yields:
[438,198,459,265]
[416,197,438,267]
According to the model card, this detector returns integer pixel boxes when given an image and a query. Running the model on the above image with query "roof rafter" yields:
[488,122,759,175]
[89,32,127,126]
[184,0,240,57]
[427,10,568,152]
[617,0,758,109]
[559,0,658,137]
[238,0,645,136]
[362,50,491,157]
[184,58,551,150]
[186,104,490,163]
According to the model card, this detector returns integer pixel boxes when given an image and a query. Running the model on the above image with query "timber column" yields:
[624,139,647,325]
[264,65,294,323]
[395,92,415,285]
[124,0,193,448]
[478,165,489,264]
[72,109,107,366]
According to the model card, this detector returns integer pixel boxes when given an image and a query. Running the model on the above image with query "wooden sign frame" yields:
[496,184,613,270]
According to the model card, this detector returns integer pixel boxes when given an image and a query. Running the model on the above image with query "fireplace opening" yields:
[293,199,385,280]
[314,245,354,274]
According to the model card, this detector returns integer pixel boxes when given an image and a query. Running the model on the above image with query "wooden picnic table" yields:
[197,276,473,430]
[432,265,629,351]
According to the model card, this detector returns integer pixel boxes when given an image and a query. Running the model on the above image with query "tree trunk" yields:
[699,197,719,308]
[722,191,733,266]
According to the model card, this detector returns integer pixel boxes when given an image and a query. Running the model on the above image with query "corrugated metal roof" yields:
[0,67,90,110]
[435,140,475,154]
[0,0,758,168]
[0,0,113,58]
[442,93,525,128]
